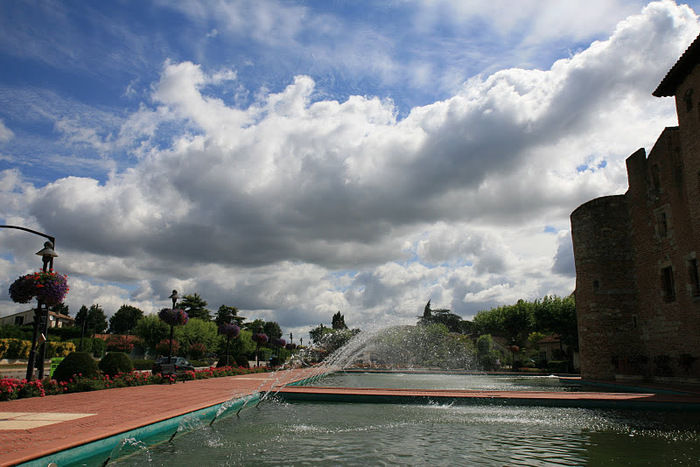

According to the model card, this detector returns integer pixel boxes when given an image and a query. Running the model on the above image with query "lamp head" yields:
[35,241,58,259]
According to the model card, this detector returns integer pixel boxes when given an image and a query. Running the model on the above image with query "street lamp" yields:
[168,290,179,364]
[0,225,57,381]
[34,242,58,380]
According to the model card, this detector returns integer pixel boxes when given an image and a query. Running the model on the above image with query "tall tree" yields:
[109,305,144,334]
[215,305,245,326]
[178,293,211,321]
[331,311,347,330]
[263,321,283,340]
[76,304,108,336]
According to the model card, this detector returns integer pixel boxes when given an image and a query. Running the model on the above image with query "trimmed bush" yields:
[131,359,155,370]
[235,355,250,368]
[52,352,99,382]
[99,352,134,377]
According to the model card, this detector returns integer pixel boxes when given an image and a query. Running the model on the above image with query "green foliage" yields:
[218,329,255,358]
[331,311,347,330]
[131,358,156,370]
[475,334,501,370]
[418,301,465,333]
[215,305,245,326]
[75,304,108,335]
[105,335,134,353]
[109,305,144,334]
[263,321,282,340]
[69,337,106,357]
[99,352,134,377]
[53,352,99,382]
[178,293,211,321]
[188,342,207,360]
[174,318,218,352]
[133,315,169,352]
[0,324,34,340]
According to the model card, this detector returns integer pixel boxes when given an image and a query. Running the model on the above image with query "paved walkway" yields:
[2,369,700,466]
[0,368,318,466]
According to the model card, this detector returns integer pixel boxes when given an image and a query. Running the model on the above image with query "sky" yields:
[1,0,700,342]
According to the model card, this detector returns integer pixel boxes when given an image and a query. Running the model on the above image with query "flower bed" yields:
[0,365,270,401]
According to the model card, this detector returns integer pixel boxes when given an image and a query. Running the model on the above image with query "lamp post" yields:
[34,242,58,380]
[0,225,57,381]
[168,290,179,364]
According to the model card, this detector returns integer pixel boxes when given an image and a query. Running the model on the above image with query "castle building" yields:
[571,34,700,382]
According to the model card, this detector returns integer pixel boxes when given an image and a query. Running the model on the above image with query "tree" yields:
[75,304,108,336]
[263,321,282,340]
[331,311,347,330]
[174,318,218,354]
[178,293,211,321]
[109,305,144,334]
[52,303,70,316]
[215,305,245,327]
[418,300,464,333]
[133,315,169,354]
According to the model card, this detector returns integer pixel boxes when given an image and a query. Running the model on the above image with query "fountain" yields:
[54,324,700,465]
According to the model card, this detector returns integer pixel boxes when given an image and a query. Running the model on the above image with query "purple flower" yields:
[158,308,189,326]
[272,338,286,348]
[218,323,240,338]
[8,270,69,305]
[252,333,268,345]
[9,275,35,303]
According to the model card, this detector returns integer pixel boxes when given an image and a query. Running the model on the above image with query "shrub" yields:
[6,338,31,359]
[46,340,76,358]
[52,352,99,383]
[188,342,207,360]
[106,335,134,353]
[235,355,250,368]
[131,358,155,370]
[156,339,179,356]
[99,352,134,377]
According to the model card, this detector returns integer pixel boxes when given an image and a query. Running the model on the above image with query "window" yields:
[593,280,600,292]
[684,88,694,112]
[662,266,676,302]
[14,316,24,325]
[657,212,668,237]
[689,259,700,297]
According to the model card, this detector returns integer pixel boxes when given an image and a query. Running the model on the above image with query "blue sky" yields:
[1,1,700,340]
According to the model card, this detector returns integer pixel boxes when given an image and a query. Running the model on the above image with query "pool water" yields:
[108,399,700,466]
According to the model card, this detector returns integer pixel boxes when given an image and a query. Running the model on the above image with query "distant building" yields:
[571,34,700,382]
[0,309,75,328]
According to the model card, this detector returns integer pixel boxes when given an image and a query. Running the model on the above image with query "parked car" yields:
[152,356,195,375]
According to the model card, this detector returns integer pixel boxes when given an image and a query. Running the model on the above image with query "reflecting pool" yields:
[95,372,700,466]
[107,400,700,466]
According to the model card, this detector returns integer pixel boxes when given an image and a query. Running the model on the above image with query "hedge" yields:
[0,338,76,359]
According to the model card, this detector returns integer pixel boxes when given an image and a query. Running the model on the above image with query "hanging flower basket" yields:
[158,308,189,327]
[285,343,297,351]
[252,333,269,345]
[9,270,69,305]
[272,337,286,348]
[218,323,240,338]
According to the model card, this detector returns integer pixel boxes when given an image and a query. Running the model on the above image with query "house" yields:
[571,33,700,382]
[0,309,75,328]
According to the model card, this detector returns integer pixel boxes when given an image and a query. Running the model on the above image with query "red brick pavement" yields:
[0,368,318,466]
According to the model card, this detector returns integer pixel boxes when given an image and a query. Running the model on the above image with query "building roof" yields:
[653,33,700,97]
